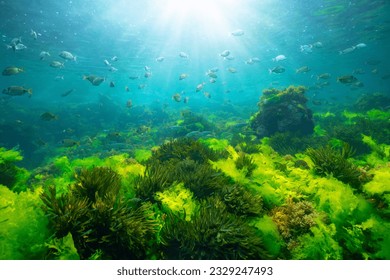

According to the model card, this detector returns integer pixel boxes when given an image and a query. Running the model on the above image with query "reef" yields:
[250,86,315,138]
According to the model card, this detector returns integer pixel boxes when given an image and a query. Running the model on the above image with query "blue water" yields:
[0,0,389,167]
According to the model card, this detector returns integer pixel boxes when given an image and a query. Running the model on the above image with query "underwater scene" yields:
[0,0,389,260]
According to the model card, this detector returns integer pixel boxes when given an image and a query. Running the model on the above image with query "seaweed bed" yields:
[0,87,389,260]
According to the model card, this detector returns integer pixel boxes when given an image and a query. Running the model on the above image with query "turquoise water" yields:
[0,0,389,167]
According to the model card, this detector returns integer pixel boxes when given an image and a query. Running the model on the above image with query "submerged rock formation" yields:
[250,86,314,138]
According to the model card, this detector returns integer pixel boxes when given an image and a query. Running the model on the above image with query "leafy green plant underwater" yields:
[0,105,389,260]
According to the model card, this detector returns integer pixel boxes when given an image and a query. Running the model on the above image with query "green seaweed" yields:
[41,167,159,259]
[0,147,30,192]
[235,152,257,177]
[160,197,269,260]
[149,137,222,164]
[0,185,50,260]
[306,143,369,189]
[218,184,263,217]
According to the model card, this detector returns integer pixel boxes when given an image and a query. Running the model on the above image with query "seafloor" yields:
[0,86,389,260]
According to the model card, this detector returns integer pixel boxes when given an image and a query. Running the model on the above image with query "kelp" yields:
[306,143,369,189]
[160,197,269,260]
[41,167,159,259]
[149,137,222,164]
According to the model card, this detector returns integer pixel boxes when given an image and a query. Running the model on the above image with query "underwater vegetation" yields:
[0,90,389,260]
[353,93,390,112]
[306,143,371,189]
[148,137,224,164]
[40,167,159,259]
[0,147,30,192]
[267,131,327,156]
[160,197,269,260]
[135,138,230,201]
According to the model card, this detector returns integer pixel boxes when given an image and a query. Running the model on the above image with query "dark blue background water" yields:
[0,0,389,167]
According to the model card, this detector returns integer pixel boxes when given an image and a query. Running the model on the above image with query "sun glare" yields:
[158,0,239,36]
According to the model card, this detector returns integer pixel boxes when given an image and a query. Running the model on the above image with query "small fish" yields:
[220,50,230,57]
[269,66,285,74]
[7,43,27,51]
[179,73,188,80]
[231,29,244,36]
[206,70,218,78]
[109,66,117,72]
[179,52,189,58]
[144,72,152,78]
[339,46,356,55]
[40,112,58,121]
[227,67,237,73]
[109,81,115,87]
[204,92,211,98]
[61,139,79,147]
[83,75,105,86]
[316,81,330,87]
[39,51,50,60]
[61,89,74,97]
[125,86,130,92]
[296,66,310,73]
[30,29,38,40]
[337,75,358,84]
[312,41,323,48]
[312,100,322,106]
[196,83,205,92]
[111,56,118,61]
[156,56,164,62]
[50,61,64,68]
[172,93,181,102]
[10,37,22,45]
[2,86,32,97]
[183,96,189,103]
[59,51,76,61]
[355,43,367,49]
[300,44,313,53]
[272,54,286,62]
[126,99,133,108]
[144,66,151,72]
[2,66,24,76]
[209,78,216,83]
[317,73,331,79]
[103,59,111,66]
[245,57,260,64]
[129,75,140,80]
[138,84,146,89]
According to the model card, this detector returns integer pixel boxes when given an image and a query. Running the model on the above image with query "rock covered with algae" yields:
[250,86,314,138]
